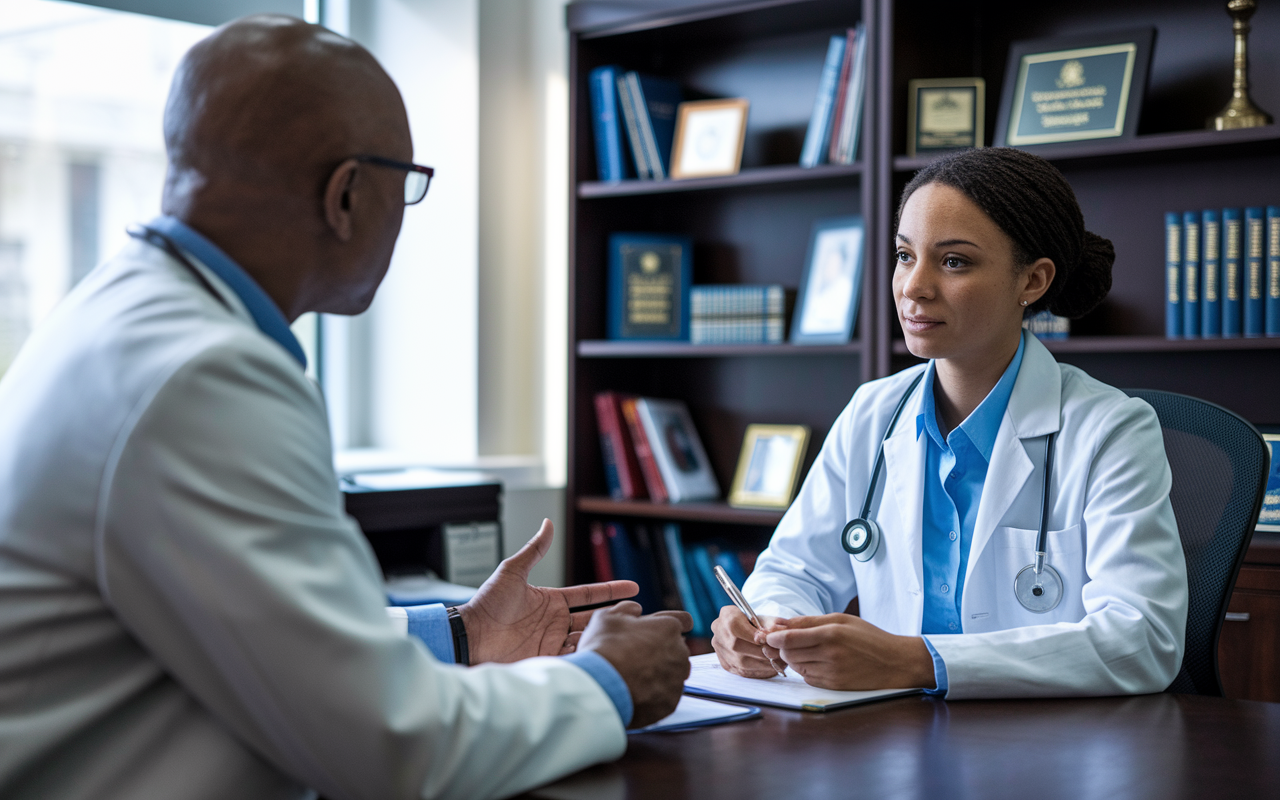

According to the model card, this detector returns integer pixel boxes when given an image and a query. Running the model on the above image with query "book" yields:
[683,544,719,636]
[1202,209,1221,338]
[1269,207,1280,337]
[617,72,682,180]
[588,65,634,182]
[589,520,614,582]
[646,523,684,612]
[1164,211,1181,338]
[826,28,856,165]
[684,653,921,712]
[690,285,787,344]
[635,397,720,502]
[690,544,731,621]
[830,24,867,165]
[800,35,847,168]
[1021,309,1070,340]
[605,522,662,614]
[662,523,707,636]
[1223,208,1243,338]
[615,71,653,179]
[594,391,647,500]
[607,233,691,341]
[620,397,670,503]
[1246,207,1265,337]
[1182,211,1201,338]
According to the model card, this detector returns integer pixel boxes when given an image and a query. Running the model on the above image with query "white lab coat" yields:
[0,240,624,800]
[744,334,1189,699]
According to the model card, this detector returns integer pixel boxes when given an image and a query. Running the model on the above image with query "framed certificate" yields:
[907,78,984,156]
[996,29,1155,147]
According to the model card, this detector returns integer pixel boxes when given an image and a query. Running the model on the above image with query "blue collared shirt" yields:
[142,218,635,726]
[918,332,1026,694]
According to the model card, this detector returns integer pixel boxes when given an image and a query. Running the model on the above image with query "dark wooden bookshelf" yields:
[578,162,864,198]
[578,340,864,358]
[891,336,1280,356]
[577,496,786,526]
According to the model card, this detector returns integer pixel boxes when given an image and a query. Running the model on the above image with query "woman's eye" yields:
[895,251,911,264]
[944,256,966,269]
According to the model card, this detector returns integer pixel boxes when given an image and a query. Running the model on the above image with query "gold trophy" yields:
[1210,0,1273,130]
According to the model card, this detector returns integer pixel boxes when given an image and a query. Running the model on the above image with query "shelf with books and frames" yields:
[578,161,864,198]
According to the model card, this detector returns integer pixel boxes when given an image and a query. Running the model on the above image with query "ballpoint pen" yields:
[713,565,787,677]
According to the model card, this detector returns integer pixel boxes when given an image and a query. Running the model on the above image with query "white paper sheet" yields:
[683,653,920,711]
[627,694,759,733]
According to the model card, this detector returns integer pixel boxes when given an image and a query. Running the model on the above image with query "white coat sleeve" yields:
[925,397,1189,699]
[97,341,625,800]
[743,400,860,619]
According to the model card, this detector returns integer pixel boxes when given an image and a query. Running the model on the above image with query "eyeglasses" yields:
[354,155,435,205]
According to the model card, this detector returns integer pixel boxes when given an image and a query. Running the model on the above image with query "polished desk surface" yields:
[525,693,1280,799]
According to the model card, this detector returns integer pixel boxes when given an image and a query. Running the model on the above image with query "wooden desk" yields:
[526,694,1280,799]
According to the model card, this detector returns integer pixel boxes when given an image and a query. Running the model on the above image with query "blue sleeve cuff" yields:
[922,636,948,696]
[563,651,633,728]
[404,604,457,664]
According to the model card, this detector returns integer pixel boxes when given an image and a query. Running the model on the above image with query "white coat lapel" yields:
[882,393,927,597]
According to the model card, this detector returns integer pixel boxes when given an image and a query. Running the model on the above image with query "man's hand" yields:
[577,601,693,729]
[761,613,936,691]
[456,519,639,664]
[710,606,785,679]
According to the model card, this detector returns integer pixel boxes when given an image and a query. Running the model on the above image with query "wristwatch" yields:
[446,606,469,666]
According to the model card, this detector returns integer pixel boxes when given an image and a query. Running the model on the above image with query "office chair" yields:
[1122,389,1270,696]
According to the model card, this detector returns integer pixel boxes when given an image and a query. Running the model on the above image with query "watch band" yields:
[446,606,469,666]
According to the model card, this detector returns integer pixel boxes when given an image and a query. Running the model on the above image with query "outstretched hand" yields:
[456,519,640,664]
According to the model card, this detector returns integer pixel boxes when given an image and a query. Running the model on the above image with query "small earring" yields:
[1021,300,1028,306]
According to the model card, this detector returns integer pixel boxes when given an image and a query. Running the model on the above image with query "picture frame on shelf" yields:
[729,424,810,510]
[995,28,1155,147]
[669,98,750,179]
[635,398,720,503]
[1258,431,1280,532]
[907,77,985,156]
[790,215,865,345]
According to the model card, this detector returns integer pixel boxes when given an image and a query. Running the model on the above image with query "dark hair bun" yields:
[1049,230,1114,319]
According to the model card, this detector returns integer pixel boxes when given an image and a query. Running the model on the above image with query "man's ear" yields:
[324,159,360,242]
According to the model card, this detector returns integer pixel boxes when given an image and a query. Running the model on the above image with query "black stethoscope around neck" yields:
[840,371,1063,614]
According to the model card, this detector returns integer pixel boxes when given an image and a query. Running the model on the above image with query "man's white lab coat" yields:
[0,240,624,800]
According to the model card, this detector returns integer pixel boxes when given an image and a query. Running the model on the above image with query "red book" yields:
[827,27,856,163]
[590,521,614,582]
[621,397,670,503]
[593,391,648,500]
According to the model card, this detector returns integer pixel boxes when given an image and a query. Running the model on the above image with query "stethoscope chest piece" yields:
[841,518,880,561]
[1014,563,1063,613]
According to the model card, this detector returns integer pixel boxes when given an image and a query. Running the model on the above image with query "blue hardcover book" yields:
[711,547,748,594]
[1164,212,1181,338]
[588,65,633,182]
[605,522,662,614]
[663,524,707,636]
[619,72,682,180]
[1268,207,1280,337]
[690,545,732,619]
[1202,209,1221,338]
[1245,207,1265,337]
[800,35,847,168]
[1223,209,1243,338]
[1182,211,1201,338]
[607,233,692,340]
[683,546,719,637]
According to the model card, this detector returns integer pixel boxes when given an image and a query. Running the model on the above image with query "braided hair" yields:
[896,147,1114,319]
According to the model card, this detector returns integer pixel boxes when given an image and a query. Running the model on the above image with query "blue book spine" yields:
[1202,209,1221,338]
[1164,212,1182,338]
[1246,207,1265,337]
[1268,207,1280,337]
[662,524,706,637]
[1182,211,1201,338]
[605,523,661,614]
[1223,209,1243,338]
[690,545,732,618]
[800,35,846,168]
[588,66,630,182]
[683,546,718,637]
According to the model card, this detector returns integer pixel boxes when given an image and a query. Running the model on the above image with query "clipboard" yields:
[683,653,921,712]
[627,694,761,734]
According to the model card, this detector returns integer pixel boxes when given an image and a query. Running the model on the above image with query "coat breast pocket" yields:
[986,524,1087,626]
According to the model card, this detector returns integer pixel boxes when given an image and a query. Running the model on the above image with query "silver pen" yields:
[713,565,786,676]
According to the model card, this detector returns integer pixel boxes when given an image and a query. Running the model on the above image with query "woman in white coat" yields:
[713,148,1188,699]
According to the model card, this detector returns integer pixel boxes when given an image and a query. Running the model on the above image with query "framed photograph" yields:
[669,98,749,180]
[729,424,811,509]
[635,397,720,503]
[907,77,985,156]
[1258,432,1280,532]
[791,216,865,345]
[995,28,1154,147]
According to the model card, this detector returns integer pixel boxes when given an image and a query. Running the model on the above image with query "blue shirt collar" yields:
[916,331,1027,462]
[148,215,307,369]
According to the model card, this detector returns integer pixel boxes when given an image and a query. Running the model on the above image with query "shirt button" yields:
[940,584,950,593]
[949,622,957,630]
[950,471,960,479]
[949,531,958,541]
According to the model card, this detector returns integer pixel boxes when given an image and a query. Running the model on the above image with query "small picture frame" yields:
[790,216,865,345]
[907,77,985,156]
[995,28,1154,147]
[669,98,749,180]
[729,425,811,509]
[1258,432,1280,532]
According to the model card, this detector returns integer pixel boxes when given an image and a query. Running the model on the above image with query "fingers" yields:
[600,600,643,618]
[501,519,554,578]
[557,579,639,610]
[651,609,694,633]
[764,624,832,650]
[772,613,845,630]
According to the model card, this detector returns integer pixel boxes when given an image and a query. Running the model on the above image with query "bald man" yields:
[0,16,691,800]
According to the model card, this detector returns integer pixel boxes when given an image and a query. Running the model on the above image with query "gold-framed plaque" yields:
[907,77,984,156]
[728,424,810,510]
[996,29,1155,147]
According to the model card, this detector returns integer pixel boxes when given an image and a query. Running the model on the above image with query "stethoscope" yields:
[839,371,1063,613]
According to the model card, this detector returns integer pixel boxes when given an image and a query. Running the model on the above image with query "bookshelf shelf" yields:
[576,496,786,527]
[577,340,864,358]
[577,162,864,199]
[891,336,1280,356]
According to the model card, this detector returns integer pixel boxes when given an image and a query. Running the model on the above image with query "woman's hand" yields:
[710,606,786,679]
[762,614,937,691]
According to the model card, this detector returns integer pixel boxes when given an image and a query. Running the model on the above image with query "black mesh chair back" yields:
[1122,389,1269,696]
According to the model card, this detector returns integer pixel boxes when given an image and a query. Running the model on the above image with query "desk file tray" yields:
[684,653,921,712]
[627,695,761,733]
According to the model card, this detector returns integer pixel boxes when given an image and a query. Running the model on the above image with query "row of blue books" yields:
[1165,207,1280,338]
[589,66,682,181]
[590,520,756,638]
[690,285,786,345]
[800,24,867,168]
